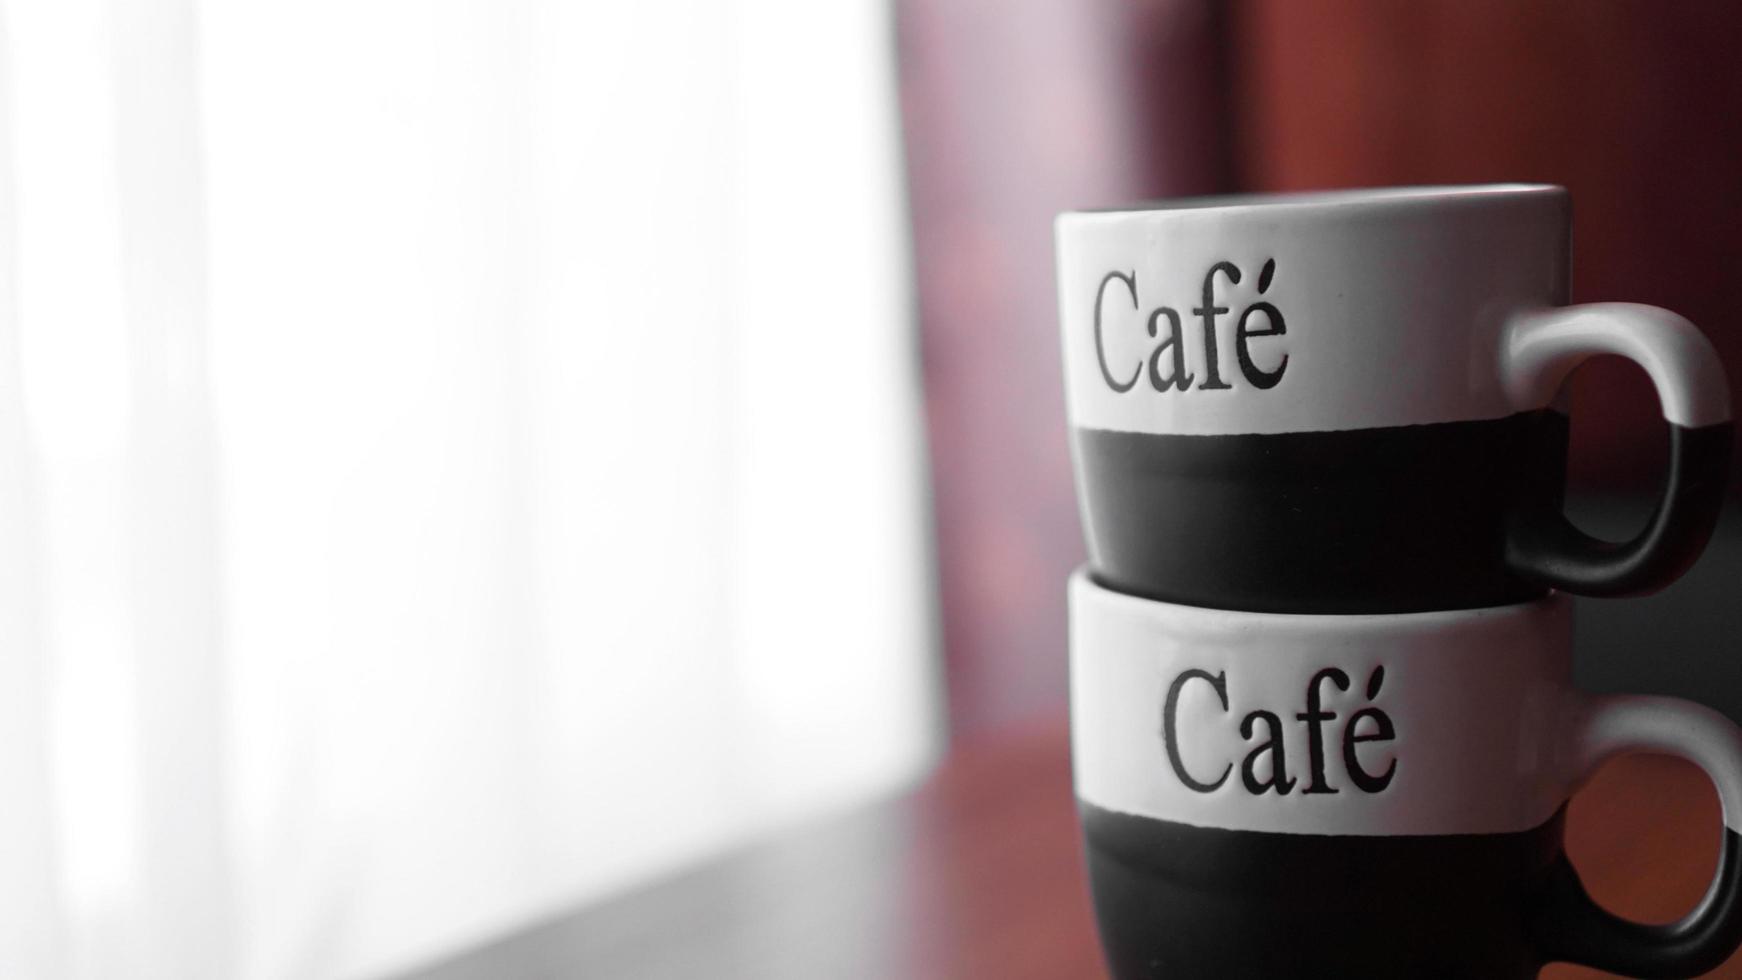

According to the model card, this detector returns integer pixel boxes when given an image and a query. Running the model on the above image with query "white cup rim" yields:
[1058,183,1566,222]
[1073,568,1567,634]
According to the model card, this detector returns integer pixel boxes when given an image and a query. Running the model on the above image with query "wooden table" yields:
[399,714,1741,979]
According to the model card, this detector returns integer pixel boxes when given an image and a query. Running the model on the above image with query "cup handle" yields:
[1530,694,1742,976]
[1502,303,1733,596]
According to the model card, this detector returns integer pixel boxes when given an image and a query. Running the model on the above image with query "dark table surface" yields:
[397,713,1741,980]
[400,502,1742,979]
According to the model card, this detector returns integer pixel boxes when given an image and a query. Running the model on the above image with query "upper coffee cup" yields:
[1056,185,1733,613]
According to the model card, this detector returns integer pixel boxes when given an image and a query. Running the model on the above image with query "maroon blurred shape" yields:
[897,0,1232,736]
[1231,0,1742,491]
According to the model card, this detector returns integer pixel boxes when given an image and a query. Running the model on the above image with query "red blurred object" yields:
[897,0,1231,737]
[1231,0,1742,492]
[901,0,1742,736]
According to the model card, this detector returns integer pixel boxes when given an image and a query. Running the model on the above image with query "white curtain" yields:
[0,1,938,978]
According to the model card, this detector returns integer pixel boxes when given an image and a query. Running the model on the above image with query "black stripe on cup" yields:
[1080,802,1564,979]
[1080,802,1742,979]
[1073,410,1732,613]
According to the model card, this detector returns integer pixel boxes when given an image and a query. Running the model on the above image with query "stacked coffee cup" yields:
[1056,186,1742,979]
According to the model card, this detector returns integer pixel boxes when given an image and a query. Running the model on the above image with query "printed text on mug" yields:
[1162,665,1396,796]
[1094,259,1288,394]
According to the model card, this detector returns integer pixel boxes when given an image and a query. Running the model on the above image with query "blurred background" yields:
[0,0,1739,978]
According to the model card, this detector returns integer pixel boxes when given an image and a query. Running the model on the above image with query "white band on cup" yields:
[1056,188,1569,437]
[1070,572,1578,837]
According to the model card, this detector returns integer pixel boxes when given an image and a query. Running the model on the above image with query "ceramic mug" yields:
[1070,571,1742,978]
[1056,185,1733,614]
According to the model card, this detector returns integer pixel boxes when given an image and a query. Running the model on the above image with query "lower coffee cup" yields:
[1069,571,1742,978]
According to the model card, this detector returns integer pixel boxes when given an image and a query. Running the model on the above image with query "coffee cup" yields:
[1056,186,1732,613]
[1070,571,1742,977]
